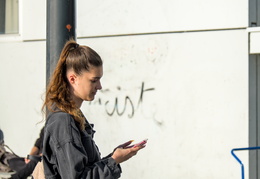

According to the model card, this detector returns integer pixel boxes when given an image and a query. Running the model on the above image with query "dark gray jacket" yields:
[42,111,121,179]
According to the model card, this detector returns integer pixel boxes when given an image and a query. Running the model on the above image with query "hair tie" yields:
[69,43,79,51]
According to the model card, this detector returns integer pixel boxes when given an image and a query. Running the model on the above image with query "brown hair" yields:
[42,39,103,130]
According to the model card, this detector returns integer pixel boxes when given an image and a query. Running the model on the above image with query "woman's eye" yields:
[91,80,97,83]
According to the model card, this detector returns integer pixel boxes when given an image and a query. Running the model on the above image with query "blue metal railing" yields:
[231,146,260,179]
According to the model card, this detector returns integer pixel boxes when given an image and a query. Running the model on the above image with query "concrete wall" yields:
[0,0,251,178]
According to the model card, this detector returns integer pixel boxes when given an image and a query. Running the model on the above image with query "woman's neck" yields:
[74,97,83,108]
[69,86,83,108]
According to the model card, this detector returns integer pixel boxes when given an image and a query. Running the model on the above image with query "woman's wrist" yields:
[111,154,120,165]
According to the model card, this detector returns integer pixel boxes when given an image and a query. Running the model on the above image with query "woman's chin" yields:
[84,96,95,101]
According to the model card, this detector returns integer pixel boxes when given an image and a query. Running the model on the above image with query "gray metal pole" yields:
[0,0,6,34]
[46,0,76,84]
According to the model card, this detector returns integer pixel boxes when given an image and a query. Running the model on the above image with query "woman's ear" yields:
[67,72,77,85]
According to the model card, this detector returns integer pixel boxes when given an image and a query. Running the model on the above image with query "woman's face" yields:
[67,65,103,105]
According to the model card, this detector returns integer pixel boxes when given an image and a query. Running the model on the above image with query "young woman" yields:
[42,40,145,179]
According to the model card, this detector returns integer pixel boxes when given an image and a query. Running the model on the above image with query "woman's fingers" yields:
[113,140,134,152]
[112,145,145,164]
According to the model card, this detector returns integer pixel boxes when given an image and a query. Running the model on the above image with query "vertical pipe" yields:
[0,0,6,34]
[46,0,76,85]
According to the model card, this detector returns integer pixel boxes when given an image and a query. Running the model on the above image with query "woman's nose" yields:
[96,81,102,90]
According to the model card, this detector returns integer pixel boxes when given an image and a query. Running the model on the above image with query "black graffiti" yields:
[105,96,134,118]
[105,82,155,118]
[137,82,155,107]
[90,82,155,118]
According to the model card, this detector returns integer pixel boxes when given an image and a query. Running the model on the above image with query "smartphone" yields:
[133,139,148,148]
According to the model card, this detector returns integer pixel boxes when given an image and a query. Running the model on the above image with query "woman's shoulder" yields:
[47,111,72,124]
[48,111,71,119]
[45,111,76,136]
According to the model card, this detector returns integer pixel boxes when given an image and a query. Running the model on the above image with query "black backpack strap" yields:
[4,144,19,157]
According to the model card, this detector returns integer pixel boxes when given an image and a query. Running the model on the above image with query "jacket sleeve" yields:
[57,140,121,179]
[43,113,122,179]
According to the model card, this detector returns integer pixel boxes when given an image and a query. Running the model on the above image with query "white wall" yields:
[77,0,248,36]
[0,0,250,178]
[0,41,46,154]
[21,0,248,40]
[78,29,248,179]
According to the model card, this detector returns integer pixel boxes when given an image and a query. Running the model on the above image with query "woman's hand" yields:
[111,145,145,164]
[24,158,30,164]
